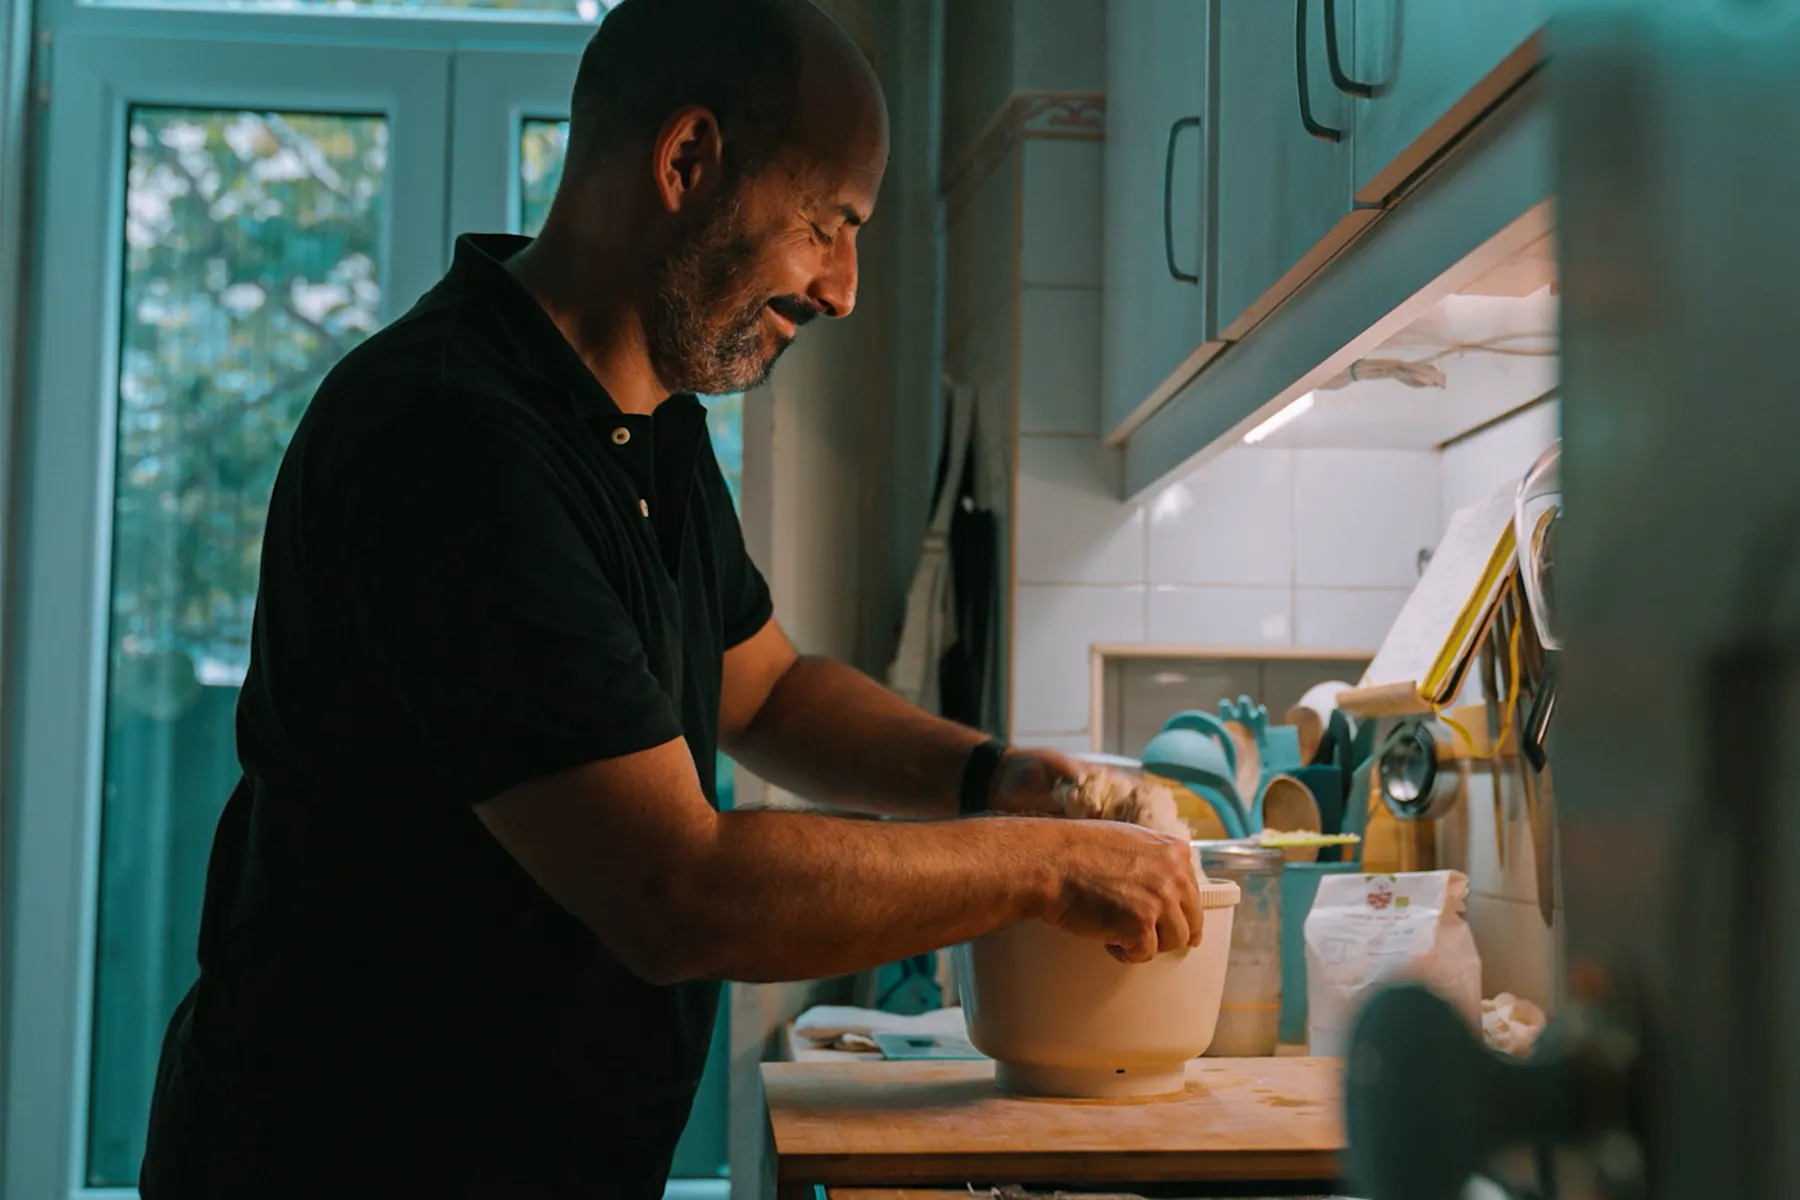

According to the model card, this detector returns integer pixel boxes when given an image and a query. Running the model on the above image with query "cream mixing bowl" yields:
[955,851,1242,1099]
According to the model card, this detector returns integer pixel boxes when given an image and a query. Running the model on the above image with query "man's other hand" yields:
[988,747,1084,817]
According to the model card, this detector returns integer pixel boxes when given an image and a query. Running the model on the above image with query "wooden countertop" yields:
[823,1194,1277,1200]
[826,1193,1344,1199]
[763,1058,1344,1197]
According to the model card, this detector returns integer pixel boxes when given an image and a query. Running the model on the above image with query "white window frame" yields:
[39,0,602,53]
[2,32,463,1200]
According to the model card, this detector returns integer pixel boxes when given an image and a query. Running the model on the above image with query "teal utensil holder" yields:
[1218,695,1305,801]
[1158,709,1239,776]
[1141,724,1250,839]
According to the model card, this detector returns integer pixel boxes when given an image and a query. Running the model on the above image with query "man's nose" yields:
[809,241,858,320]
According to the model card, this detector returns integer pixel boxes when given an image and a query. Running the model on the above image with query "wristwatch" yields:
[958,737,1008,817]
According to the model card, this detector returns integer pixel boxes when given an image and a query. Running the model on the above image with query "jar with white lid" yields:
[1198,841,1284,1057]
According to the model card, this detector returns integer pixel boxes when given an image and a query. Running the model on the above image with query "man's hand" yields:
[987,747,1084,817]
[1045,823,1203,963]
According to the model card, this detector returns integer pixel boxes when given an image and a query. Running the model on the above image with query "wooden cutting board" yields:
[763,1058,1344,1196]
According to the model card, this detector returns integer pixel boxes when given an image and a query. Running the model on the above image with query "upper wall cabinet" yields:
[1100,0,1214,442]
[1213,0,1374,345]
[1102,0,1551,469]
[1351,0,1549,203]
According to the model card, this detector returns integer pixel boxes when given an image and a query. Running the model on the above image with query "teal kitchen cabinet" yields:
[1212,0,1375,344]
[1100,0,1217,441]
[1103,0,1551,445]
[1351,0,1549,204]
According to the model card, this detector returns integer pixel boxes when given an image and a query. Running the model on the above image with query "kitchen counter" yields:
[826,1192,1345,1199]
[762,1058,1344,1199]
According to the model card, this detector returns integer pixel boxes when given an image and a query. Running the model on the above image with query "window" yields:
[88,103,390,1187]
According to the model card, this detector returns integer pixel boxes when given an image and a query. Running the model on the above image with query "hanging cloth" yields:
[937,405,998,731]
[887,380,978,715]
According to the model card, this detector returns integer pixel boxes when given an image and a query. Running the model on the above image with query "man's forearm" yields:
[724,654,986,818]
[671,808,1065,983]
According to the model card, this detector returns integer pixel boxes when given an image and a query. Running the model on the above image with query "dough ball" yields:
[1055,770,1189,839]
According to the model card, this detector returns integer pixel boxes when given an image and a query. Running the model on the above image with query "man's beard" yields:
[645,190,803,396]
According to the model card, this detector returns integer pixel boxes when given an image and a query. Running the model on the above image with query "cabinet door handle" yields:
[1295,0,1345,142]
[1162,115,1202,285]
[1323,0,1377,97]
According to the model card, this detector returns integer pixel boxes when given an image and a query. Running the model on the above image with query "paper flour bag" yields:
[1303,870,1481,1056]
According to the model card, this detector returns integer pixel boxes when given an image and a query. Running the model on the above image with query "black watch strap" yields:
[958,737,1008,817]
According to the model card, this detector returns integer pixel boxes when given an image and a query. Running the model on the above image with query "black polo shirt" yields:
[139,234,773,1198]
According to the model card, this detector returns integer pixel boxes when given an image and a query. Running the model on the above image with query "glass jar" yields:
[1199,841,1285,1056]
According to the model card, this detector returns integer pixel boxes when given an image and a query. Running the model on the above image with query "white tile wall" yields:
[1147,448,1294,587]
[1012,584,1147,734]
[1294,449,1441,587]
[1293,587,1410,650]
[1458,766,1554,907]
[1465,893,1557,1010]
[1147,586,1293,647]
[1018,285,1101,435]
[1021,139,1104,288]
[1015,435,1145,584]
[1011,732,1096,757]
[1441,401,1561,523]
[1009,445,1431,658]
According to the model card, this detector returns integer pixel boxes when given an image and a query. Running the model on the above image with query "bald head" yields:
[536,0,889,401]
[568,0,886,184]
[784,0,888,167]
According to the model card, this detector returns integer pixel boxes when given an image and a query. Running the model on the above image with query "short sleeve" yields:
[327,398,685,807]
[703,446,773,650]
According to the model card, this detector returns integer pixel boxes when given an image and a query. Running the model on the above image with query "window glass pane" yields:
[708,391,744,507]
[519,116,568,239]
[87,105,389,1187]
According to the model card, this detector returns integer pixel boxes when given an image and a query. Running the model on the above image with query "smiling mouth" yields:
[765,305,798,339]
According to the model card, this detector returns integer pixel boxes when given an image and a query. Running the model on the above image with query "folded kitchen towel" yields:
[793,1004,966,1053]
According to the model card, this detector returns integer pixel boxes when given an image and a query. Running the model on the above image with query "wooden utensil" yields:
[1151,774,1231,841]
[1223,719,1262,811]
[1257,774,1324,863]
[1286,705,1325,765]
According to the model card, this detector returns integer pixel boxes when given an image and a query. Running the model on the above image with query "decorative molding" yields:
[944,90,1104,221]
[1019,93,1105,139]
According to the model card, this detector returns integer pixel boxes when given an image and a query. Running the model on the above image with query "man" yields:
[139,0,1202,1195]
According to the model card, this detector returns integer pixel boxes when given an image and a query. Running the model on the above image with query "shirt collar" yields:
[443,233,706,434]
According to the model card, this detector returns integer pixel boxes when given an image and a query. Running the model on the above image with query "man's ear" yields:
[651,106,726,215]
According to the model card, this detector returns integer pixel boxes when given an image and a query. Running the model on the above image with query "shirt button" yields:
[639,499,650,517]
[611,427,631,445]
